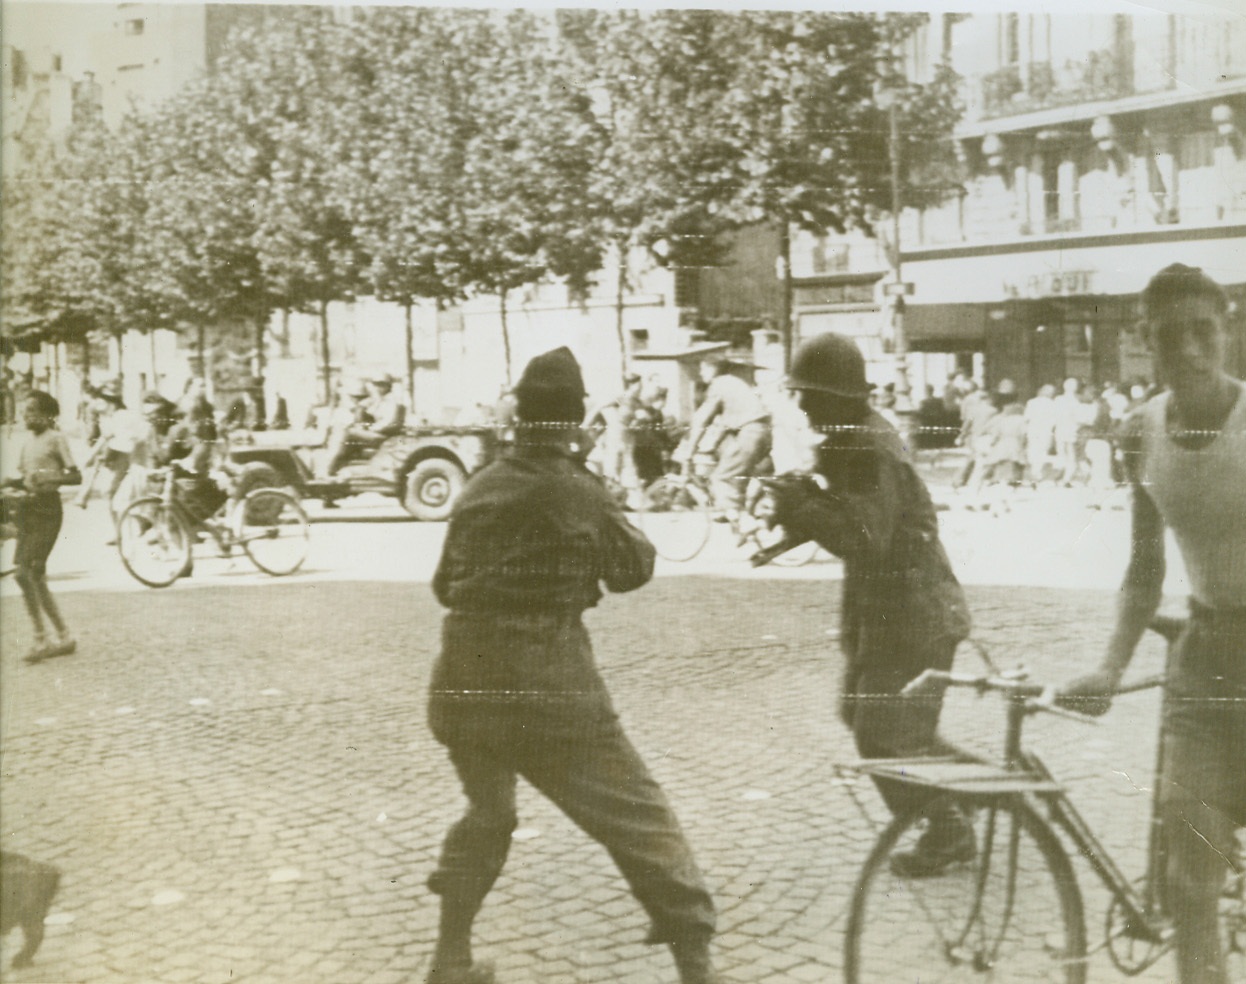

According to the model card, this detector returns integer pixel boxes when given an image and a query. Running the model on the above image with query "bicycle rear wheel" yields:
[116,496,192,588]
[636,476,712,562]
[236,489,309,576]
[846,795,1086,983]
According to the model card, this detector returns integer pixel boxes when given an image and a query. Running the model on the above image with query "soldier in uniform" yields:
[762,333,974,876]
[425,347,719,984]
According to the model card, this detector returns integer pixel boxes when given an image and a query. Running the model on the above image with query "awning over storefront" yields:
[903,303,988,347]
[903,224,1246,307]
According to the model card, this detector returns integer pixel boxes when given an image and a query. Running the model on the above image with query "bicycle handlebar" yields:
[900,668,1166,728]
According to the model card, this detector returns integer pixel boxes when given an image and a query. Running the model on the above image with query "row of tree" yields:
[2,7,962,399]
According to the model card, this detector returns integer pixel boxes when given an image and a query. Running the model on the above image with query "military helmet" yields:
[787,333,871,399]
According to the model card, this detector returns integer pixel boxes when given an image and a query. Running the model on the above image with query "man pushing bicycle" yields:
[1060,264,1245,984]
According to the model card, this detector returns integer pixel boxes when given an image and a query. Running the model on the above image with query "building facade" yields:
[793,10,1246,400]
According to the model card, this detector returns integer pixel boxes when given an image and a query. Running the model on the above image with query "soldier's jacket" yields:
[429,427,655,746]
[773,410,971,668]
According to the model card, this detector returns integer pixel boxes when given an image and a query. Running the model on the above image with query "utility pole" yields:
[883,51,913,415]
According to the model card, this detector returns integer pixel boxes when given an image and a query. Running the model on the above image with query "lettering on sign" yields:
[1002,269,1095,299]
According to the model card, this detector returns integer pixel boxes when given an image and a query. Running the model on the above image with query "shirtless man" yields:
[1061,263,1245,984]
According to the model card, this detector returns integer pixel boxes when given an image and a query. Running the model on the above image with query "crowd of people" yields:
[936,373,1160,514]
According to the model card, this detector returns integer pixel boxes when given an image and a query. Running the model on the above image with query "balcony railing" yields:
[979,49,1133,119]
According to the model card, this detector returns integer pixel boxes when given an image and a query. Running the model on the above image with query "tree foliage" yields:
[4,9,964,371]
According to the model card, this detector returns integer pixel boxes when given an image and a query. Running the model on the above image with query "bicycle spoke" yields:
[847,800,1086,982]
[237,490,309,576]
[637,477,711,562]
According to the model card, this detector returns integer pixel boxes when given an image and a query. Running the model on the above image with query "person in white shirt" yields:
[1023,383,1057,484]
[1060,264,1246,984]
[82,379,146,532]
[677,357,772,523]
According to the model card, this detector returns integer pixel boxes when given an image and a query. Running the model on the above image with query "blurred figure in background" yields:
[1023,383,1057,486]
[1053,377,1084,486]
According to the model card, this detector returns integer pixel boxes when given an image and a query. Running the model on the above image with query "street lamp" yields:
[874,49,914,421]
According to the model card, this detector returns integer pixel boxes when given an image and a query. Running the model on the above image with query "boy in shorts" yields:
[5,391,81,661]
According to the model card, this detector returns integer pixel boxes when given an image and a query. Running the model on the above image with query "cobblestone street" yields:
[0,498,1201,983]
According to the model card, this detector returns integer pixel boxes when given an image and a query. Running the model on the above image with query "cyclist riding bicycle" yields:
[133,392,228,568]
[676,355,772,525]
[1060,264,1245,984]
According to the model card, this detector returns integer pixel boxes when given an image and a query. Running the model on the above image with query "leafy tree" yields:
[340,7,481,400]
[209,8,367,404]
[453,10,604,385]
[556,10,745,369]
[2,119,152,381]
[126,90,272,391]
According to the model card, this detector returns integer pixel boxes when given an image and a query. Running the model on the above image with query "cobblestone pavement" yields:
[0,497,1209,984]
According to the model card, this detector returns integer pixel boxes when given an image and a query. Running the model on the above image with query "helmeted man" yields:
[761,333,974,876]
[426,347,719,984]
[1060,264,1245,984]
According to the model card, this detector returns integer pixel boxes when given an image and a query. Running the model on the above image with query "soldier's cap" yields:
[514,346,587,398]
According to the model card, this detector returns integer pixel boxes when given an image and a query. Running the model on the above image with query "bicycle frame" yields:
[152,468,231,553]
[996,675,1175,959]
[857,662,1176,975]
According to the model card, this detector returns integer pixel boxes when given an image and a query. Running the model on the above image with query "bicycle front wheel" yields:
[636,476,712,562]
[116,497,192,588]
[235,489,309,576]
[846,796,1086,983]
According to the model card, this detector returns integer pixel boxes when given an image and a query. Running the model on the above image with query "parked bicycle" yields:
[116,466,309,588]
[843,617,1244,983]
[636,453,821,566]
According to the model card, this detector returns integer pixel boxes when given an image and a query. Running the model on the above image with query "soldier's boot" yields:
[670,933,722,984]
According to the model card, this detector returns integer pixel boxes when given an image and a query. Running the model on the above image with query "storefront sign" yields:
[1002,269,1096,299]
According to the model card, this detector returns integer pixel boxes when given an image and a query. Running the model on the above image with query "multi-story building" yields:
[792,10,1246,399]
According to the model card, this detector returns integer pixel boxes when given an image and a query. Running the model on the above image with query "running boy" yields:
[5,390,81,661]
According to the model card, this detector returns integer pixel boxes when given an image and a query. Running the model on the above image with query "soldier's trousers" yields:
[428,723,716,946]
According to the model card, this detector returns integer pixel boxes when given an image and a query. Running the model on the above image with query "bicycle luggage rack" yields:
[853,757,1065,797]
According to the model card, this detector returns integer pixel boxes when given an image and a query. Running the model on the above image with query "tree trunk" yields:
[614,237,628,382]
[319,299,332,405]
[196,324,207,385]
[253,317,267,430]
[778,223,793,373]
[403,301,416,412]
[499,288,512,388]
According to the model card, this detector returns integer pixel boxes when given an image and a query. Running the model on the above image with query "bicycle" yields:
[635,453,821,566]
[843,617,1244,983]
[115,466,310,588]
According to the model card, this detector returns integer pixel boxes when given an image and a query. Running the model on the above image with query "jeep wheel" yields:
[402,459,465,521]
[233,462,285,499]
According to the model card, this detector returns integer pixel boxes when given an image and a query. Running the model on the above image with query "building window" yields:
[812,238,850,275]
[124,18,144,35]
